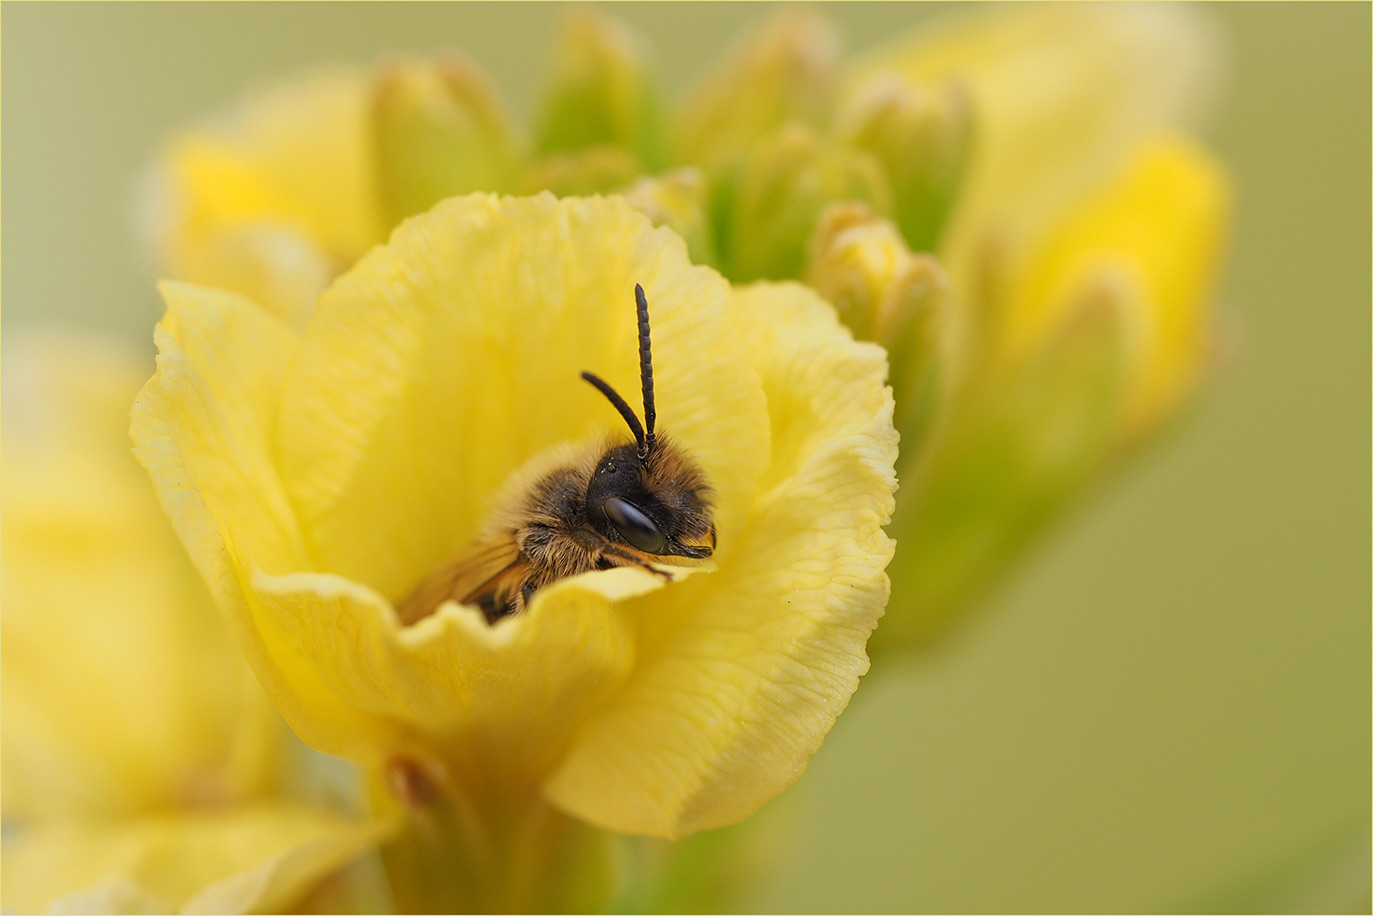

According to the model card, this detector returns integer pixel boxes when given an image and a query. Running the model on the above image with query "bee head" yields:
[585,442,714,558]
[580,284,715,559]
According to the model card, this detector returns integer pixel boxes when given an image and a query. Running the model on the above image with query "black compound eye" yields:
[603,496,666,553]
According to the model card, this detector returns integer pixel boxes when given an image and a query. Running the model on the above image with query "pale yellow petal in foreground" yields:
[134,195,898,839]
[1,802,394,915]
[134,283,308,600]
[545,282,897,837]
[237,565,652,778]
[273,193,769,606]
[131,284,345,748]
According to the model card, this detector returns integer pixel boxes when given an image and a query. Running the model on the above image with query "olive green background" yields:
[3,2,1368,912]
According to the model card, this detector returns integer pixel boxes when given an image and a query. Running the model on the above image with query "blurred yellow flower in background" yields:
[131,194,898,910]
[2,335,277,820]
[852,4,1232,648]
[1,335,393,912]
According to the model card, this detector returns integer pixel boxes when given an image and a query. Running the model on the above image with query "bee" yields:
[398,284,716,625]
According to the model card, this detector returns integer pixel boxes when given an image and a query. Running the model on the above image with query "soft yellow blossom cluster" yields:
[140,5,1230,649]
[4,5,1230,913]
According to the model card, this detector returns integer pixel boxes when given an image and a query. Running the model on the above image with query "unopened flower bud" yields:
[836,73,973,253]
[878,283,1132,651]
[806,203,951,444]
[372,56,521,227]
[675,11,840,170]
[536,10,665,171]
[620,168,718,268]
[726,124,892,282]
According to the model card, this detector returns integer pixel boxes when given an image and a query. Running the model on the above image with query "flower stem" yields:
[377,760,619,914]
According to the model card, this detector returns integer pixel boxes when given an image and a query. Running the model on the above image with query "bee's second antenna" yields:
[635,283,656,456]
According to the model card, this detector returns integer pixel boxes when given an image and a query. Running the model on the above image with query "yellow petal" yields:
[620,167,719,270]
[240,566,646,779]
[165,71,380,257]
[2,332,283,821]
[854,3,1221,303]
[159,224,338,332]
[131,284,330,744]
[0,802,394,915]
[146,71,382,319]
[544,282,897,837]
[274,193,768,604]
[134,195,898,839]
[1001,136,1231,440]
[133,282,308,596]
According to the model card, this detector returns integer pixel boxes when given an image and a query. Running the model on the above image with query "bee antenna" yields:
[635,283,656,458]
[581,371,646,454]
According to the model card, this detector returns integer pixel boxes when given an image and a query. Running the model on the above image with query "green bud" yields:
[724,124,892,282]
[621,168,719,269]
[805,203,947,348]
[675,10,840,171]
[536,10,665,171]
[836,73,973,252]
[804,203,951,446]
[875,282,1133,653]
[371,56,521,227]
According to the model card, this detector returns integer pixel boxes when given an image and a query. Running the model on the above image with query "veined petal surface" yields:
[545,282,897,837]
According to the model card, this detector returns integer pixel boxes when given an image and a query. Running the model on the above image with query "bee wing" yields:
[396,537,528,625]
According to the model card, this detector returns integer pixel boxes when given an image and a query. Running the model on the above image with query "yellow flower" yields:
[142,71,385,329]
[1,332,394,913]
[2,803,393,914]
[137,4,1230,653]
[847,5,1232,647]
[1,333,278,820]
[130,194,898,853]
